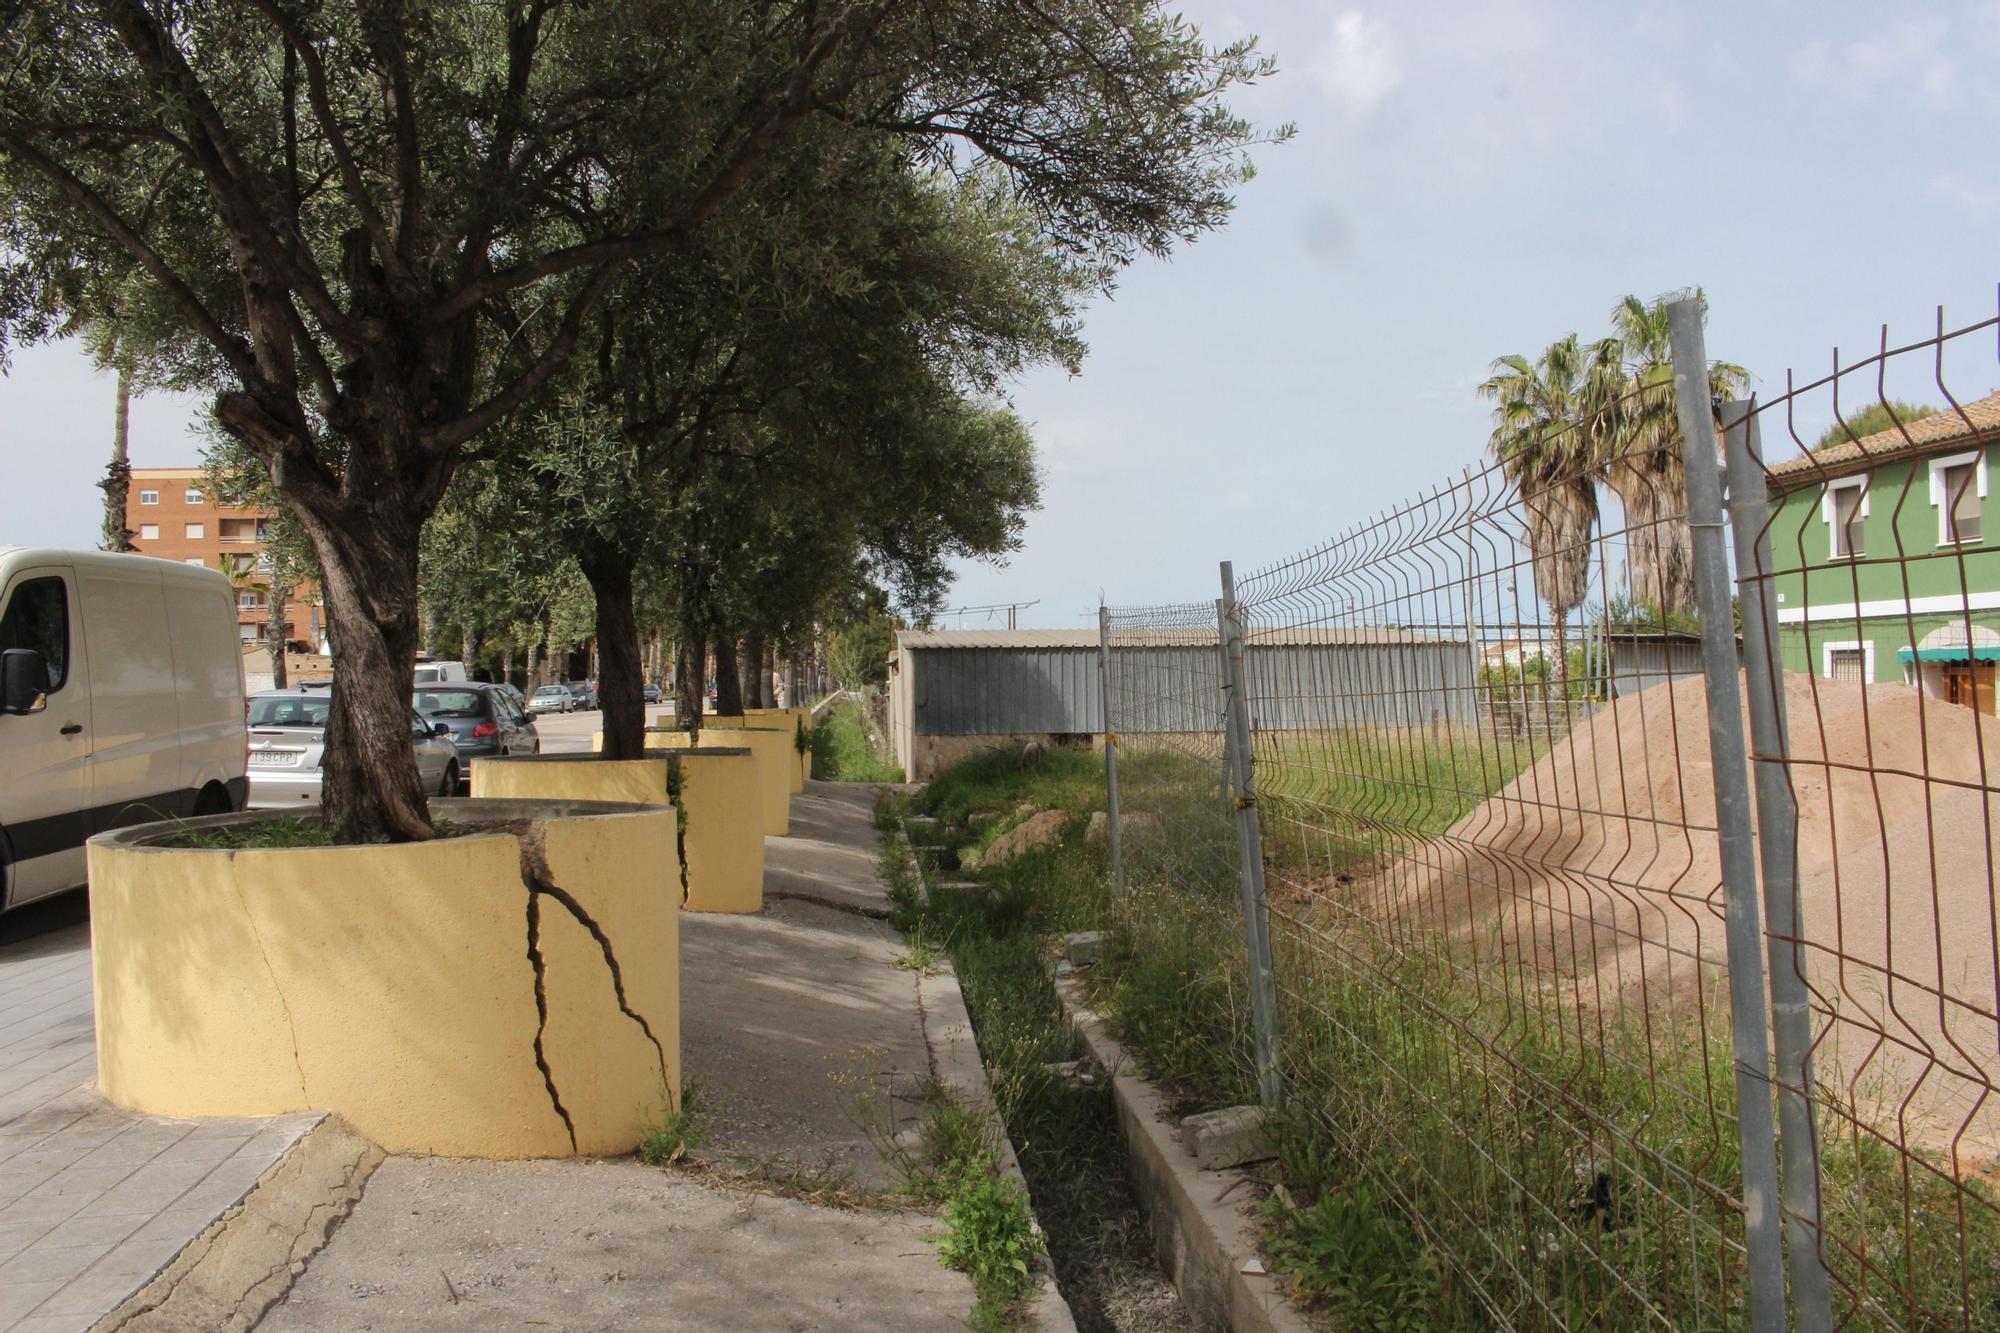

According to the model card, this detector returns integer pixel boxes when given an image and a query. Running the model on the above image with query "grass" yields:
[882,784,1186,1333]
[918,738,2000,1330]
[152,814,478,850]
[810,699,904,782]
[637,1084,713,1166]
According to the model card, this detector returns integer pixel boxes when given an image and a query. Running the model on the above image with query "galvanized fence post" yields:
[1721,399,1834,1332]
[1098,605,1124,900]
[1668,299,1788,1332]
[1217,565,1282,1108]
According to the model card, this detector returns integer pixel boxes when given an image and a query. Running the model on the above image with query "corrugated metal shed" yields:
[889,627,1478,776]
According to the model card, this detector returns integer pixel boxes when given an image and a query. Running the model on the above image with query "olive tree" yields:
[1,0,1280,839]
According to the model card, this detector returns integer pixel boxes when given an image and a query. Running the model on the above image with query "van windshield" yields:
[248,696,330,728]
[414,688,485,718]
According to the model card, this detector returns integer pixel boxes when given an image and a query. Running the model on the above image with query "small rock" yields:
[1064,930,1107,967]
[1054,959,1075,976]
[891,1127,926,1155]
[1085,811,1109,845]
[1182,1105,1274,1171]
[1240,1257,1268,1276]
[977,810,1067,867]
[1014,802,1037,818]
[1044,1059,1100,1089]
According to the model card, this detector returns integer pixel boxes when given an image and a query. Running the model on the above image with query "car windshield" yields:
[248,695,331,728]
[534,686,566,697]
[414,688,486,718]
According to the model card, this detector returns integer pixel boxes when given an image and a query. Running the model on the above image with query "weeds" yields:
[937,1173,1045,1317]
[637,1084,712,1166]
[811,699,904,782]
[892,924,946,976]
[154,815,339,849]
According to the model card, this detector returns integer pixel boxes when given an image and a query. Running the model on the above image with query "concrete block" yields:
[1181,1105,1274,1171]
[1064,932,1107,967]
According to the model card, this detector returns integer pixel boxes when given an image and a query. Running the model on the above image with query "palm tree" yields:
[1480,334,1610,692]
[1599,292,1748,615]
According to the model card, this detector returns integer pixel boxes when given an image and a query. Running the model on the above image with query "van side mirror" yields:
[1,649,49,715]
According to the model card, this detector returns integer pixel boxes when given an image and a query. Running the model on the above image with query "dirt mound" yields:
[1396,670,2000,1162]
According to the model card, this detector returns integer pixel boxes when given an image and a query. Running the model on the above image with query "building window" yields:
[1822,640,1873,684]
[1930,450,1986,546]
[184,558,206,567]
[1825,478,1867,558]
[138,524,160,541]
[184,488,204,504]
[238,592,262,610]
[138,489,159,505]
[184,522,205,539]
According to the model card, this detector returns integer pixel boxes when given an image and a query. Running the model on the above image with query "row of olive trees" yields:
[1479,292,1747,687]
[2,1,1286,840]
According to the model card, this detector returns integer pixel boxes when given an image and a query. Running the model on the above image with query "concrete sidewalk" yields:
[0,896,321,1333]
[256,782,980,1331]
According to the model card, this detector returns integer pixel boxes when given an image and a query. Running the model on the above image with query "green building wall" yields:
[1768,443,2000,684]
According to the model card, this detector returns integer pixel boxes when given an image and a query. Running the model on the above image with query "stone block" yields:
[1181,1105,1273,1171]
[1064,931,1107,967]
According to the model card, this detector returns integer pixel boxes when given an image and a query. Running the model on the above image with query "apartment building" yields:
[125,467,322,650]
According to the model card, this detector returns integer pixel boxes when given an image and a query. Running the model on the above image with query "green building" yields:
[1768,391,2000,714]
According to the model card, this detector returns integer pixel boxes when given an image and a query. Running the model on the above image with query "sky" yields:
[4,1,1998,629]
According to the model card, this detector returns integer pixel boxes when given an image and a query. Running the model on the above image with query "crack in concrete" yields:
[514,821,672,1144]
[522,889,579,1153]
[229,875,311,1103]
[765,889,891,921]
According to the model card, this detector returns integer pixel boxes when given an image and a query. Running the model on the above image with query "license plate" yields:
[248,750,303,768]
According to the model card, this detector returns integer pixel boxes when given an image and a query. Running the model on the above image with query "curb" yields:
[94,1114,383,1332]
[1055,977,1313,1333]
[897,819,1077,1333]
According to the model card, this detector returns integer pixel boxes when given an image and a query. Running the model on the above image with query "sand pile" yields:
[1394,670,2000,1162]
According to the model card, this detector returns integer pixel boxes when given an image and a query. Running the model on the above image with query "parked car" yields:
[247,686,459,809]
[642,683,664,705]
[566,680,598,711]
[414,682,539,789]
[528,684,575,715]
[412,660,469,684]
[495,682,528,711]
[1,549,247,910]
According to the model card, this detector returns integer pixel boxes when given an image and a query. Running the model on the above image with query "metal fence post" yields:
[1668,299,1787,1332]
[1217,566,1282,1108]
[1721,399,1834,1331]
[1098,605,1124,900]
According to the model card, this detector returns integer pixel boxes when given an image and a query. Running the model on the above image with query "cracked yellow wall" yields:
[696,712,804,792]
[645,727,792,837]
[88,805,679,1159]
[472,755,763,914]
[736,704,812,788]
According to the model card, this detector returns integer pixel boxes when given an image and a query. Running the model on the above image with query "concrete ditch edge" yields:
[93,1115,385,1332]
[1056,977,1313,1333]
[897,810,1075,1333]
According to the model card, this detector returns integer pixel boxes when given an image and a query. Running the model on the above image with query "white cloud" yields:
[1929,170,2000,220]
[1307,12,1404,122]
[1791,18,1961,109]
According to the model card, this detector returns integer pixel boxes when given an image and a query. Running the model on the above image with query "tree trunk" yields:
[268,584,291,690]
[526,641,541,690]
[99,365,136,553]
[578,542,645,759]
[502,641,515,690]
[713,632,744,716]
[675,617,705,735]
[422,607,441,660]
[741,630,766,709]
[461,623,477,674]
[293,504,433,843]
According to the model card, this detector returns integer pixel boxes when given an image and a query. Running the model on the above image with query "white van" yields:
[412,660,469,684]
[0,549,247,910]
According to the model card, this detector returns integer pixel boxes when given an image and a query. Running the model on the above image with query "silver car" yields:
[527,684,575,715]
[246,686,461,809]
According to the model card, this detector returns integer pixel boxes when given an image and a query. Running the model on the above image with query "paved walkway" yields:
[0,895,320,1332]
[258,781,978,1330]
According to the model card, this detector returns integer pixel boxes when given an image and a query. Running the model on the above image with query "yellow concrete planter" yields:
[708,712,810,793]
[644,726,792,837]
[87,799,680,1159]
[470,752,765,915]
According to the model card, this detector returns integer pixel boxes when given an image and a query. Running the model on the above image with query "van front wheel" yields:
[192,783,232,817]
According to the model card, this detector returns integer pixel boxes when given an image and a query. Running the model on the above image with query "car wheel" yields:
[439,761,459,797]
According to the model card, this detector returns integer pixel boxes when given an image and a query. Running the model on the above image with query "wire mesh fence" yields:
[1094,292,2000,1329]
